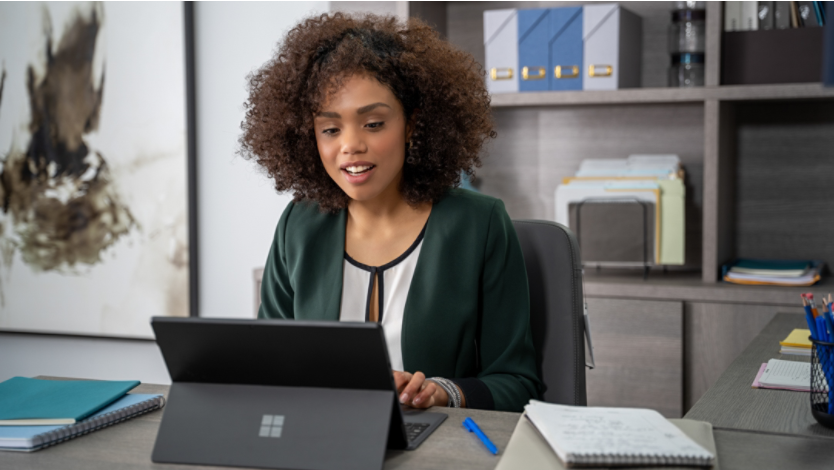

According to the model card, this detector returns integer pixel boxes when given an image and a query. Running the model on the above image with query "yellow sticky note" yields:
[779,329,812,348]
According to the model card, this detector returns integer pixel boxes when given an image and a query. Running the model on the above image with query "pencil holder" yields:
[810,338,834,429]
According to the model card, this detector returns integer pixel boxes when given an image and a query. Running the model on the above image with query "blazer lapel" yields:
[320,209,346,322]
[400,198,446,373]
[296,207,345,322]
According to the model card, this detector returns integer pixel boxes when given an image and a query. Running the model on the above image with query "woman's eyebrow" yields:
[357,102,391,114]
[317,111,340,119]
[315,103,391,119]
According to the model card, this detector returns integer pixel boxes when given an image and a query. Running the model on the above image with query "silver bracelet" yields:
[429,377,462,408]
[429,378,455,407]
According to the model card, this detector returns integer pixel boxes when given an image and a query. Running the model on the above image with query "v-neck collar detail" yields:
[343,222,427,272]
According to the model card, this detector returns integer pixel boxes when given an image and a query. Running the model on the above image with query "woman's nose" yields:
[340,128,367,155]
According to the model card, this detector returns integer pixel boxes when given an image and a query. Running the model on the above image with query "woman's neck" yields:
[346,174,430,238]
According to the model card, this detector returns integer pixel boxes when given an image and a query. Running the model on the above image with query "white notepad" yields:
[524,401,715,468]
[758,359,811,391]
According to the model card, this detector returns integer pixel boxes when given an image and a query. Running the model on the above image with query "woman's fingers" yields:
[411,380,437,408]
[399,371,425,404]
[393,371,412,394]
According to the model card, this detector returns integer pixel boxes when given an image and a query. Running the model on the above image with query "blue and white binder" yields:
[518,8,551,92]
[484,9,518,94]
[549,6,584,91]
[582,4,642,90]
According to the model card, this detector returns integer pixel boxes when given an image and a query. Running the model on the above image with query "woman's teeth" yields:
[345,165,374,175]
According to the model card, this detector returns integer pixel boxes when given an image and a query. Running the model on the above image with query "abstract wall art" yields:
[0,2,193,338]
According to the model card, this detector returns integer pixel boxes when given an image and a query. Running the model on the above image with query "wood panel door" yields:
[684,302,805,411]
[585,297,683,418]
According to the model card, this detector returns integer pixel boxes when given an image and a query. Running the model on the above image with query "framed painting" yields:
[0,2,198,338]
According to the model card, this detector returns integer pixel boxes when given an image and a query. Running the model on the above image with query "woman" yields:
[240,13,542,412]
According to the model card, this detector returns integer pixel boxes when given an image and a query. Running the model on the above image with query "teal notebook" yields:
[0,393,164,452]
[732,259,810,272]
[0,377,140,425]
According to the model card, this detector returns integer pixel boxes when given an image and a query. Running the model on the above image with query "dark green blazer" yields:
[258,188,543,412]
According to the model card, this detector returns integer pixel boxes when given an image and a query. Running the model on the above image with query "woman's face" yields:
[314,74,411,204]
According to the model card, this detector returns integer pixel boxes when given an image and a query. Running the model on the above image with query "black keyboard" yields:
[404,422,431,442]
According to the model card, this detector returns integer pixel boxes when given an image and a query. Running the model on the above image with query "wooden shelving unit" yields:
[412,0,834,417]
[436,1,833,284]
[490,83,834,108]
[584,271,834,306]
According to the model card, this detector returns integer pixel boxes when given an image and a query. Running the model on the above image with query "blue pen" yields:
[803,295,818,340]
[825,311,834,341]
[463,417,498,455]
[816,317,828,342]
[805,305,818,340]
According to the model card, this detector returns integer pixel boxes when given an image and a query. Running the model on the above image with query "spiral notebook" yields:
[521,401,715,468]
[0,393,164,452]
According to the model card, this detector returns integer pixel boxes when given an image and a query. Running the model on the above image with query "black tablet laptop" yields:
[150,317,447,470]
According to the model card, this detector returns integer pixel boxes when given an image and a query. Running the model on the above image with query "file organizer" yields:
[569,200,655,273]
[582,4,642,90]
[550,6,584,91]
[518,9,551,92]
[555,156,686,269]
[484,9,518,94]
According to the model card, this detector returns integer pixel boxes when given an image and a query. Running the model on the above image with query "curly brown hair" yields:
[238,13,496,212]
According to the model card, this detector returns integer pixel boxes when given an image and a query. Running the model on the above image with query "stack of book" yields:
[0,377,164,452]
[780,328,813,356]
[723,259,823,286]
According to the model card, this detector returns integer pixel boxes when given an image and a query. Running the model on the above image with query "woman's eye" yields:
[322,128,339,136]
[366,121,384,130]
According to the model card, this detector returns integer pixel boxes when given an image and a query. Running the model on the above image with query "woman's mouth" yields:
[343,164,375,176]
[340,162,376,184]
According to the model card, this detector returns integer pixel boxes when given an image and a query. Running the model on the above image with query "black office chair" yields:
[513,219,587,406]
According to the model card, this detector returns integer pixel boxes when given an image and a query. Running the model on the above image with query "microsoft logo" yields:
[259,415,284,438]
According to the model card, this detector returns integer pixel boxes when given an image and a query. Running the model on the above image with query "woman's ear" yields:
[406,109,420,142]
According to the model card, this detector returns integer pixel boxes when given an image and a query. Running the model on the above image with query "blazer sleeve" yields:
[470,200,544,411]
[258,204,295,320]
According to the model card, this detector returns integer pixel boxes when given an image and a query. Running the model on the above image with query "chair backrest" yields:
[513,219,587,406]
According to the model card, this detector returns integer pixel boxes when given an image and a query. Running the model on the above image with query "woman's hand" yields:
[393,371,448,409]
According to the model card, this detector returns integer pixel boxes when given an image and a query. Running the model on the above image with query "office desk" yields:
[3,381,834,470]
[6,324,834,470]
[0,380,520,470]
[686,312,834,439]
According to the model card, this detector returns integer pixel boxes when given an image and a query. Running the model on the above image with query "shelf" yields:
[490,87,705,107]
[489,83,834,108]
[583,271,834,306]
[713,83,834,101]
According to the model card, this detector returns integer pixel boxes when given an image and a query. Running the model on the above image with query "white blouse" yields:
[339,227,426,372]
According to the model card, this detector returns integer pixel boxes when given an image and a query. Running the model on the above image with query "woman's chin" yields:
[343,187,383,203]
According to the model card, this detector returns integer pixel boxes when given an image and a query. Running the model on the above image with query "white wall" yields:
[196,1,328,319]
[0,333,170,384]
[0,2,326,383]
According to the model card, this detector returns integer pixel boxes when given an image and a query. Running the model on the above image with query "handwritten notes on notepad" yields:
[524,401,714,467]
[756,359,812,391]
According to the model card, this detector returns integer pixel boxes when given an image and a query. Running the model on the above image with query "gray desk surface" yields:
[7,331,834,470]
[0,381,520,470]
[4,381,834,470]
[0,385,834,470]
[685,313,834,439]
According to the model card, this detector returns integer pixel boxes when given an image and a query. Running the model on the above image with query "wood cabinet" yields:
[585,298,683,418]
[683,303,804,410]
